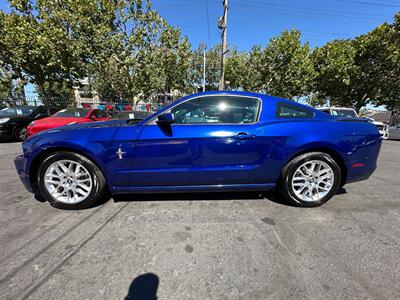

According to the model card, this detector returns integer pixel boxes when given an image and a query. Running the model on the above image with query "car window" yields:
[331,109,357,118]
[54,108,90,117]
[97,110,108,118]
[0,106,35,116]
[277,103,314,118]
[91,110,106,118]
[170,96,260,124]
[91,110,100,118]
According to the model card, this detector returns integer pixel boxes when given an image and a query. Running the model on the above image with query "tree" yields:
[312,13,400,112]
[159,25,191,94]
[355,14,400,110]
[312,39,359,108]
[91,1,191,104]
[189,44,221,91]
[225,46,264,91]
[261,30,316,100]
[0,66,26,101]
[0,0,121,100]
[225,48,249,90]
[0,67,13,100]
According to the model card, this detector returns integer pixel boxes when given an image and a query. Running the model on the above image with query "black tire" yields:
[37,152,108,210]
[278,152,341,207]
[14,125,27,141]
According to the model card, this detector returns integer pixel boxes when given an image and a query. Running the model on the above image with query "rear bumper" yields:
[346,137,381,184]
[14,155,33,193]
[346,165,376,184]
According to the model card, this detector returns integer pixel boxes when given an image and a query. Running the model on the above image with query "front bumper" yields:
[14,155,33,193]
[0,124,14,138]
[379,130,389,140]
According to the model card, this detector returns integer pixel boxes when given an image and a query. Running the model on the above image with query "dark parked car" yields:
[0,105,54,141]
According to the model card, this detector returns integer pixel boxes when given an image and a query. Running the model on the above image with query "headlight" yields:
[0,118,10,124]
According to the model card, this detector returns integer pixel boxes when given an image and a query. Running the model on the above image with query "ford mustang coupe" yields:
[14,91,381,210]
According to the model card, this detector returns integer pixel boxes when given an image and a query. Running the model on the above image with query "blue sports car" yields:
[14,91,381,209]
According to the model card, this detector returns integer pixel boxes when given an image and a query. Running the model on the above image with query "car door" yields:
[132,95,266,186]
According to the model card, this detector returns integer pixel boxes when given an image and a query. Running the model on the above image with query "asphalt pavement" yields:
[0,141,399,300]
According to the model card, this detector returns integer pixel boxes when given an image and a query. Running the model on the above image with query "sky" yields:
[151,0,400,50]
[1,0,399,106]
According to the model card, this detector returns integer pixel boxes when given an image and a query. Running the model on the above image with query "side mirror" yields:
[156,112,174,126]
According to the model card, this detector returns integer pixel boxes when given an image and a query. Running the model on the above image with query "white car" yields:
[389,125,400,140]
[317,107,389,139]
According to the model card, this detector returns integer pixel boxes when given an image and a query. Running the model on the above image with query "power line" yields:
[231,0,395,22]
[335,0,400,8]
[205,0,211,47]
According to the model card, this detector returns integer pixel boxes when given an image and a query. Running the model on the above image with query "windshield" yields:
[0,106,35,116]
[331,109,357,118]
[54,108,90,118]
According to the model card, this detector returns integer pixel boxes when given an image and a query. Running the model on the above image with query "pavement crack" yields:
[0,205,104,285]
[0,214,70,264]
[19,202,128,300]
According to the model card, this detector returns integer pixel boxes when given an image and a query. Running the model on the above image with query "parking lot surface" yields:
[0,141,399,300]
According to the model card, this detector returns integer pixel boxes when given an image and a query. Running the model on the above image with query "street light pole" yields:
[218,0,228,91]
[203,49,206,92]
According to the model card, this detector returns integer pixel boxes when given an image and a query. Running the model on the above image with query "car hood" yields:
[32,116,86,126]
[56,119,129,131]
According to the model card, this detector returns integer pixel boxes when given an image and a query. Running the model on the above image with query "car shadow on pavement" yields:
[125,273,159,300]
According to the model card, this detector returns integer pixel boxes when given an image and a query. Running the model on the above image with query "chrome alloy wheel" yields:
[291,160,334,202]
[44,160,93,204]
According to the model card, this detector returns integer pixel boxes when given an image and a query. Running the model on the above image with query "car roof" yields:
[138,91,328,124]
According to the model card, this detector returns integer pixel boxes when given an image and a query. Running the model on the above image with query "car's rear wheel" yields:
[14,125,27,141]
[37,152,108,210]
[278,152,341,207]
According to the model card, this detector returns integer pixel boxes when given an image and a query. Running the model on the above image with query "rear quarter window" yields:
[277,103,314,118]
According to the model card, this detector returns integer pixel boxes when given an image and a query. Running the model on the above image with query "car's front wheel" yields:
[14,125,27,141]
[37,152,108,209]
[278,152,341,207]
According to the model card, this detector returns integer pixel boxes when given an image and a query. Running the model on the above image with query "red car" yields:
[27,108,109,137]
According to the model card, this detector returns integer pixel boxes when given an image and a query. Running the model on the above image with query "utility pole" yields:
[218,0,228,91]
[203,49,206,92]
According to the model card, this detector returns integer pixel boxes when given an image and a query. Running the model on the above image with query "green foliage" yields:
[312,13,400,111]
[0,0,398,111]
[0,67,13,99]
[0,67,25,100]
[189,44,221,91]
[312,39,359,108]
[91,1,191,103]
[225,30,316,100]
[0,0,122,100]
[261,30,316,100]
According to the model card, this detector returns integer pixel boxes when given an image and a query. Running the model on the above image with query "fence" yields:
[0,95,176,115]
